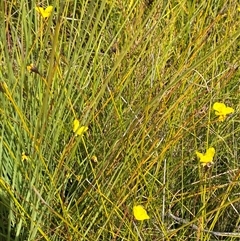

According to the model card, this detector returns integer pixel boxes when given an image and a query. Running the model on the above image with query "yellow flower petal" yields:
[205,147,215,158]
[22,152,29,161]
[73,119,88,136]
[76,126,88,136]
[224,106,234,115]
[195,151,204,160]
[73,119,80,132]
[35,6,53,18]
[27,64,34,72]
[213,102,225,114]
[133,205,150,221]
[196,147,215,166]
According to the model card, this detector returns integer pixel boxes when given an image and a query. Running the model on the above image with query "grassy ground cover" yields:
[1,0,240,240]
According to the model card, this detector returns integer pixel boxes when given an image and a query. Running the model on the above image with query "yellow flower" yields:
[238,6,240,11]
[27,64,33,72]
[27,63,40,74]
[35,6,53,18]
[133,205,150,221]
[22,152,29,161]
[213,102,234,121]
[73,119,88,136]
[196,147,215,166]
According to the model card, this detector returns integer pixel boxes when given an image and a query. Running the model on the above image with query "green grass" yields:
[1,0,240,240]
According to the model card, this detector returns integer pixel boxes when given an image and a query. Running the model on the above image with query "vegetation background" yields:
[0,0,240,240]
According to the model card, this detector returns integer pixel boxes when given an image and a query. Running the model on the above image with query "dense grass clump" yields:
[1,0,240,240]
